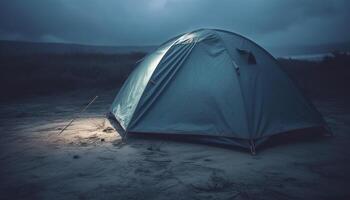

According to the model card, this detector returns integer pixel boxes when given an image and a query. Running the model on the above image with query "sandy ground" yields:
[0,90,349,200]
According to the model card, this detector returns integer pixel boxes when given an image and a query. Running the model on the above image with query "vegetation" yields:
[279,52,350,99]
[0,51,349,101]
[0,52,146,99]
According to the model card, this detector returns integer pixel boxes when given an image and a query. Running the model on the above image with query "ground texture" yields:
[0,90,349,200]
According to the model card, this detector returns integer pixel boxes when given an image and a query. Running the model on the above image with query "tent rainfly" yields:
[108,29,329,153]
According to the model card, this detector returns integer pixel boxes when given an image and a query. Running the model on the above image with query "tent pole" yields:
[58,95,98,135]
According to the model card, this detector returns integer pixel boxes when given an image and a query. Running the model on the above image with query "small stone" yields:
[101,138,105,142]
[103,127,114,133]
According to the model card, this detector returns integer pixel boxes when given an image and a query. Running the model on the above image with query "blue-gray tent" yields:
[108,29,327,152]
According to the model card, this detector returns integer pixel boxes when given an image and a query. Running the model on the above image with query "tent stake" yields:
[250,140,256,155]
[323,125,333,137]
[58,95,99,135]
[122,131,129,144]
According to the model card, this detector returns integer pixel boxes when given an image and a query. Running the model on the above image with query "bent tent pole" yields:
[58,95,99,135]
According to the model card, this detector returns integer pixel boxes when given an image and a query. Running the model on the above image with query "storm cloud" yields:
[0,0,349,46]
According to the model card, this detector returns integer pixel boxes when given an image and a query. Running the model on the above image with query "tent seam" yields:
[214,31,252,138]
[127,41,198,130]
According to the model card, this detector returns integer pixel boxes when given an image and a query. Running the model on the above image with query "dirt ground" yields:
[0,90,349,200]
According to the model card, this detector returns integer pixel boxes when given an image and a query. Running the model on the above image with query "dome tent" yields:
[108,29,328,153]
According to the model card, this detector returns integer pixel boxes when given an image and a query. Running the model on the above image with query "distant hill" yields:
[1,39,350,59]
[0,40,156,56]
[266,41,350,58]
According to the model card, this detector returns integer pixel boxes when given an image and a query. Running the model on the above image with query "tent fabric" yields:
[109,29,326,149]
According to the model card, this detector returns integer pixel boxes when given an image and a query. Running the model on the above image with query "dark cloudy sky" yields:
[0,0,349,47]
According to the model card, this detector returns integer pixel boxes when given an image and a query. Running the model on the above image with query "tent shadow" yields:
[126,133,250,154]
[127,127,330,154]
[108,114,330,154]
[128,127,331,155]
[106,116,249,153]
[257,127,330,152]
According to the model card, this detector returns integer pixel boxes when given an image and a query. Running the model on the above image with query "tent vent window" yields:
[237,48,257,65]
